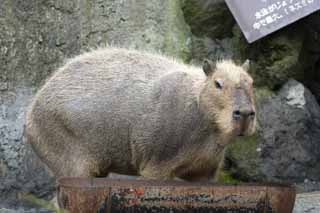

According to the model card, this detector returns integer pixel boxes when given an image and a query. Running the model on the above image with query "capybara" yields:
[25,47,256,181]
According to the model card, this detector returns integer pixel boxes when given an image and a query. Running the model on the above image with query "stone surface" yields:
[182,0,235,66]
[226,80,320,183]
[0,88,33,179]
[182,0,234,39]
[0,0,191,89]
[189,35,234,65]
[293,192,320,213]
[295,182,320,194]
[0,88,55,207]
[258,79,320,182]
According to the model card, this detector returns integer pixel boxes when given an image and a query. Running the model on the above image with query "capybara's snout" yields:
[232,107,256,136]
[232,88,256,137]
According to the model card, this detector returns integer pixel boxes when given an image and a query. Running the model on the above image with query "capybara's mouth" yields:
[233,127,246,137]
[234,128,248,137]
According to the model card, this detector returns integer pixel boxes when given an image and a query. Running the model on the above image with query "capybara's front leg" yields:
[139,162,174,180]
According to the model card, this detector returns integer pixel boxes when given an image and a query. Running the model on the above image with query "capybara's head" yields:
[199,59,256,137]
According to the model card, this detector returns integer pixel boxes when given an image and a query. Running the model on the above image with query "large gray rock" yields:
[0,89,32,178]
[0,88,55,207]
[258,79,320,182]
[227,80,320,184]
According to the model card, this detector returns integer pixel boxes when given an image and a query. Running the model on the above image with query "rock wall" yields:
[1,0,320,210]
[1,0,191,89]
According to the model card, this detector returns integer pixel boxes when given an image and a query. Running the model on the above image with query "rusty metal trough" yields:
[57,178,296,213]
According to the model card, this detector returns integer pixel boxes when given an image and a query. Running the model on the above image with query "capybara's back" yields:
[26,47,256,180]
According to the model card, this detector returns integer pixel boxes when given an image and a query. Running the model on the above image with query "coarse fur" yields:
[25,47,256,181]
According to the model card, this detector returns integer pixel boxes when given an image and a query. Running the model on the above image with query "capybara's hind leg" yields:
[27,121,111,178]
[54,152,111,177]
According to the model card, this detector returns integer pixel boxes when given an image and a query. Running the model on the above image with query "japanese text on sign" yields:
[253,0,315,30]
[225,0,320,43]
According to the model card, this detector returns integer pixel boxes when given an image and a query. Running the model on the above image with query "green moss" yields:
[22,193,66,212]
[228,135,259,162]
[254,87,274,103]
[231,25,304,90]
[225,134,265,181]
[231,25,248,63]
[163,0,192,62]
[255,35,302,89]
[182,0,234,39]
[217,170,241,184]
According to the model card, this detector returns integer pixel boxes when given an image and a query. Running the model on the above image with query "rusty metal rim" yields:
[57,177,296,213]
[57,177,295,190]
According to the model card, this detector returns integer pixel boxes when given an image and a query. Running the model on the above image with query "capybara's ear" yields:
[242,59,250,71]
[202,59,216,76]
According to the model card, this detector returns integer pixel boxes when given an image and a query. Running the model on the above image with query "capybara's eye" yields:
[215,79,223,89]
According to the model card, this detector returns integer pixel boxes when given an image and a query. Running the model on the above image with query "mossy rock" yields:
[189,35,234,65]
[225,134,266,181]
[163,0,192,62]
[254,87,274,105]
[232,25,304,90]
[182,0,235,39]
[217,169,241,184]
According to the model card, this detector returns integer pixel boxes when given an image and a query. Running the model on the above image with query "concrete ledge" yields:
[294,192,320,213]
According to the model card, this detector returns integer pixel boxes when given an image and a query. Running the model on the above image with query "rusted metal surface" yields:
[57,178,296,213]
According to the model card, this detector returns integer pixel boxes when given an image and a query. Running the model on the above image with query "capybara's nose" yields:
[233,109,255,120]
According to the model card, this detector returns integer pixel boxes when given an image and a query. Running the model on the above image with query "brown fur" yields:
[25,47,256,181]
